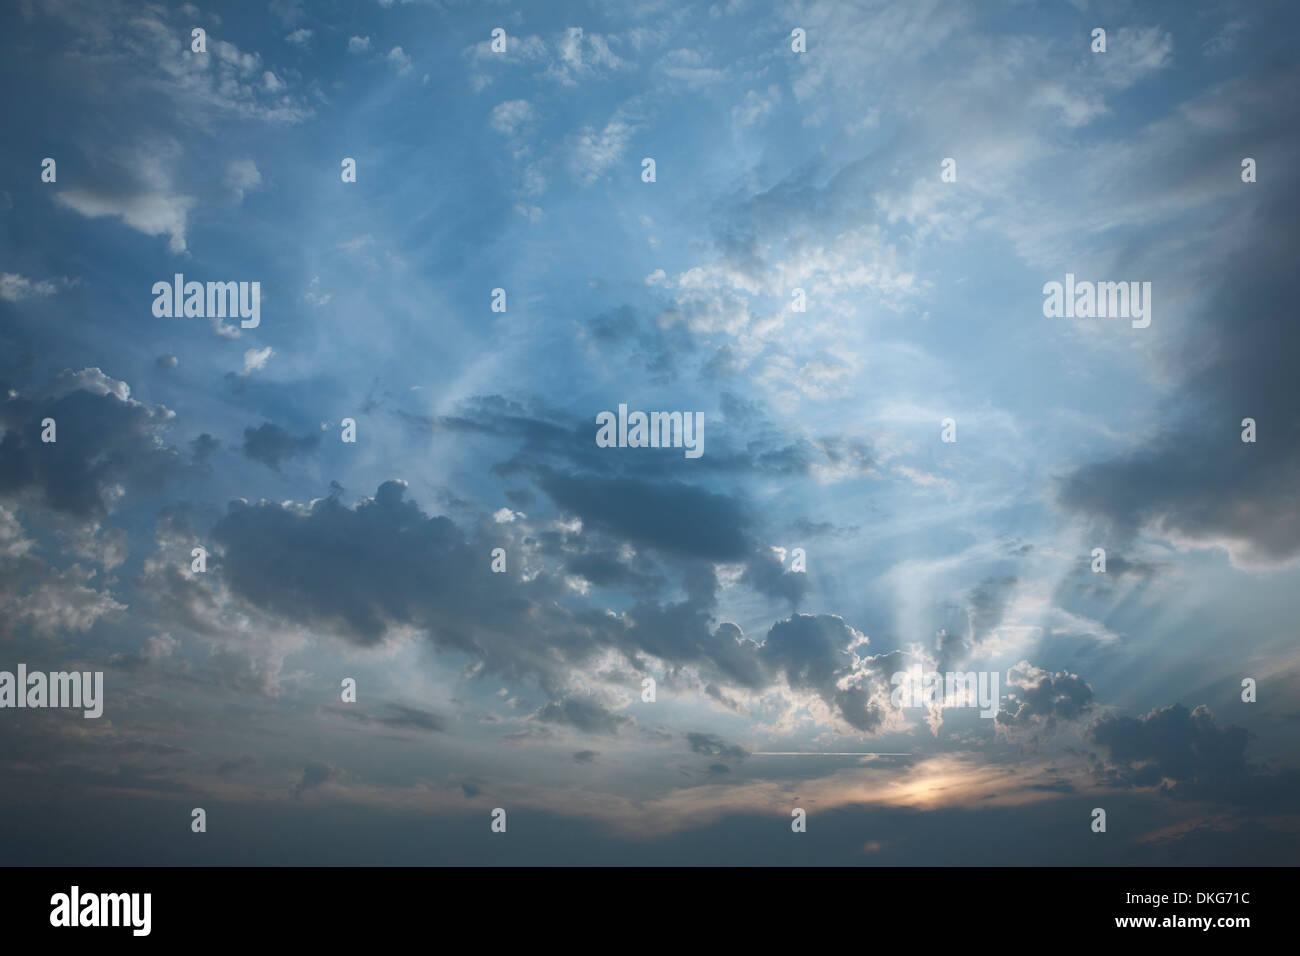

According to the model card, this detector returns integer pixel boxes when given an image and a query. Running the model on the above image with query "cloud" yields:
[241,423,321,470]
[189,481,843,711]
[36,3,312,125]
[685,731,747,760]
[224,158,262,201]
[348,36,372,54]
[303,276,331,307]
[0,505,125,639]
[535,696,629,735]
[490,99,536,137]
[731,85,781,128]
[995,661,1095,731]
[538,471,751,561]
[241,347,274,376]
[336,702,447,734]
[0,273,76,301]
[291,761,338,797]
[569,110,639,184]
[759,614,904,733]
[386,46,413,75]
[0,369,182,519]
[740,546,809,606]
[1104,27,1174,87]
[547,27,626,85]
[1085,703,1300,809]
[55,189,196,254]
[1057,177,1300,568]
[270,0,304,26]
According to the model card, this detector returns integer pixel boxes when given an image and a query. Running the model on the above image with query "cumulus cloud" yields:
[759,614,904,733]
[995,661,1095,731]
[0,369,182,519]
[1085,703,1300,810]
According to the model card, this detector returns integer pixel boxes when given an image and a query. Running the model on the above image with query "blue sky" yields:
[1,0,1298,864]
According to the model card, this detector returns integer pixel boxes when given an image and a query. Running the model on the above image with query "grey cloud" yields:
[535,696,629,735]
[1057,92,1300,566]
[0,371,184,519]
[996,661,1095,730]
[195,482,762,699]
[685,731,747,761]
[1084,703,1300,810]
[336,703,447,735]
[538,470,752,562]
[291,761,337,798]
[241,422,321,470]
[758,614,902,732]
[741,546,811,607]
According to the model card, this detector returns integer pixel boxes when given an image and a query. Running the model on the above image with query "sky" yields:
[1,0,1298,865]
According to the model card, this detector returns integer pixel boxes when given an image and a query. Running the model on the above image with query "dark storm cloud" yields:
[189,482,766,700]
[188,481,914,731]
[1091,703,1245,788]
[207,479,594,675]
[241,422,321,470]
[1084,703,1300,809]
[1058,178,1300,565]
[0,371,183,519]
